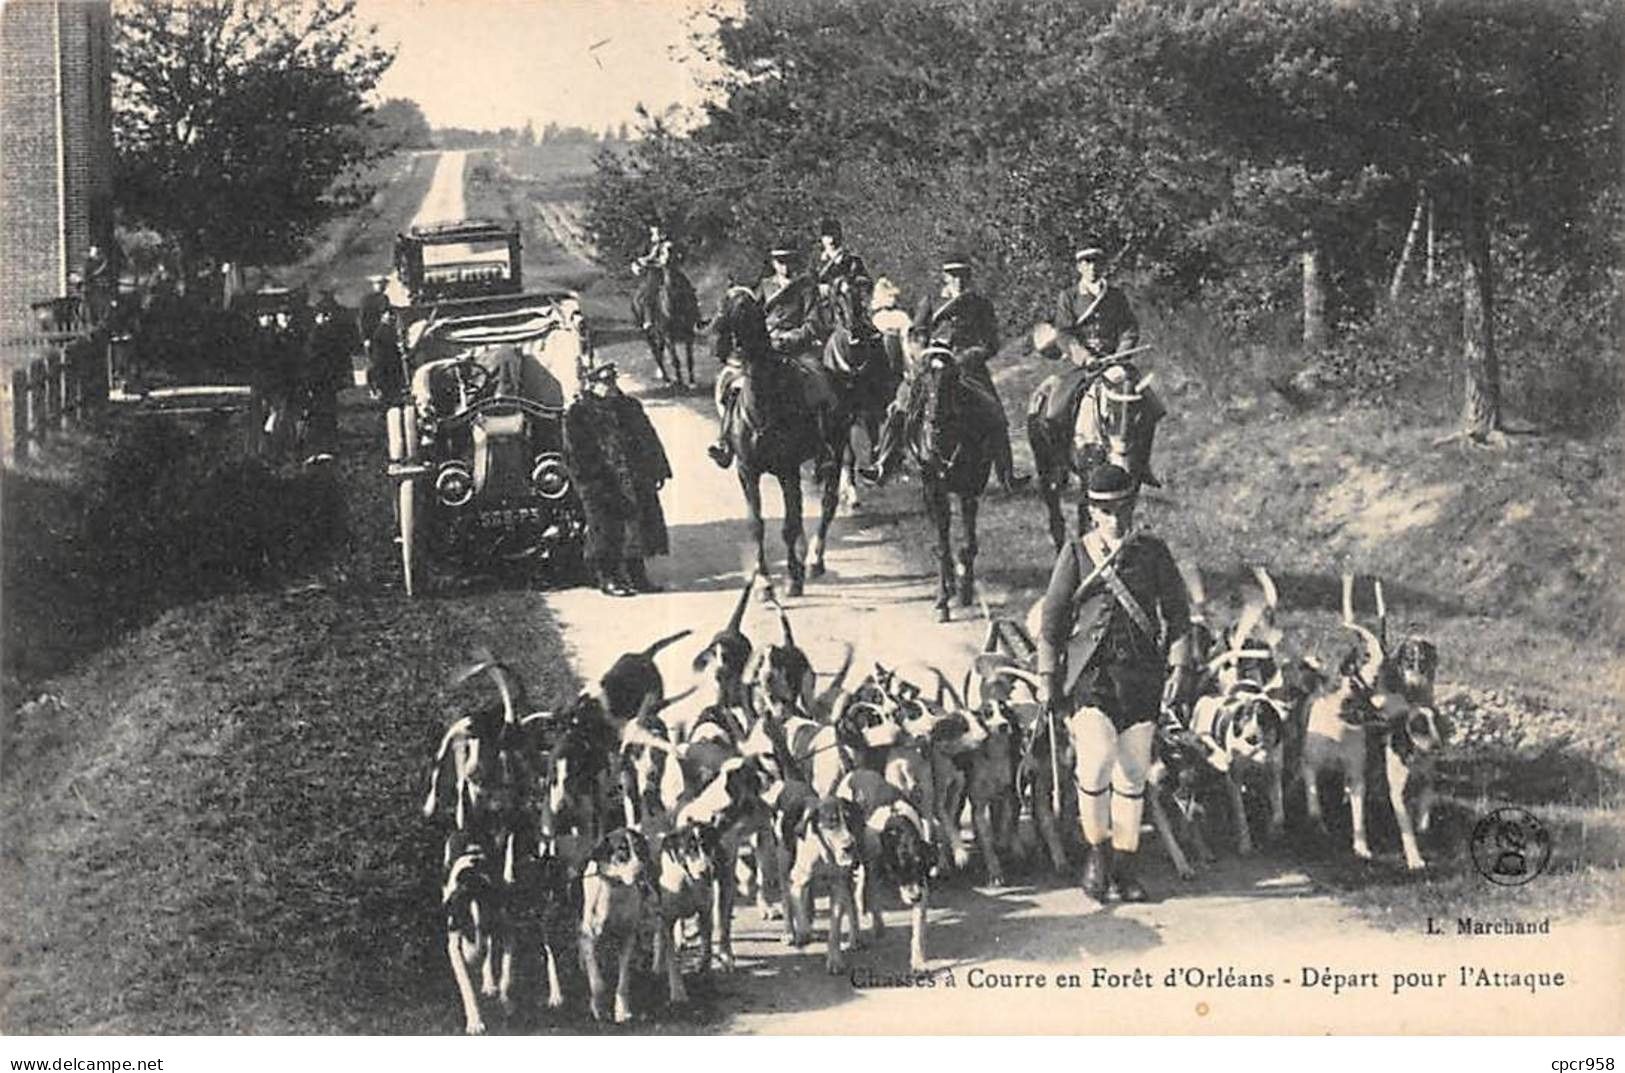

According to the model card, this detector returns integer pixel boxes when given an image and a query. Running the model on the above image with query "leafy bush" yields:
[2,417,344,685]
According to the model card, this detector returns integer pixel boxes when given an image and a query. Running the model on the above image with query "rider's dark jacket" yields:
[1055,283,1139,358]
[1037,529,1191,728]
[815,248,869,288]
[913,290,1000,366]
[757,272,821,359]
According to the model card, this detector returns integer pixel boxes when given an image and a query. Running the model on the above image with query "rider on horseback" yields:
[814,218,869,307]
[1031,244,1165,487]
[630,218,698,334]
[858,251,1029,492]
[708,240,837,469]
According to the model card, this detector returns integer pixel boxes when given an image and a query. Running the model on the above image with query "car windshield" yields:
[420,238,512,282]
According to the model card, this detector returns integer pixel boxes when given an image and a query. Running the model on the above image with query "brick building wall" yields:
[0,0,114,341]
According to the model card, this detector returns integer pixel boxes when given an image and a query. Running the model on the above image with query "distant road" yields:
[414,149,468,226]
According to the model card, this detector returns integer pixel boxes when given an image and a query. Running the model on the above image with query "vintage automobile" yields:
[383,221,591,596]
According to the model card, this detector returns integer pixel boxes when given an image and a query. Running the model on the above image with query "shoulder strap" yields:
[1078,531,1158,643]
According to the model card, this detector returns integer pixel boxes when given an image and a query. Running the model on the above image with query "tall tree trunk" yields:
[1425,190,1436,286]
[1460,159,1501,439]
[1389,185,1426,302]
[1302,230,1326,352]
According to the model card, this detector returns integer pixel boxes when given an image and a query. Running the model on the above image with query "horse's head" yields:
[713,285,769,363]
[1078,361,1152,473]
[916,345,963,473]
[828,274,877,343]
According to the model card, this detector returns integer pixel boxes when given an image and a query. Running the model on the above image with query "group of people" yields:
[636,215,1159,498]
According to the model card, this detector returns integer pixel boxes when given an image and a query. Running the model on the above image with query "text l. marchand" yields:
[1426,916,1553,935]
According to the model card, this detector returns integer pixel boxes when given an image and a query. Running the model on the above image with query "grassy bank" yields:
[0,148,599,1033]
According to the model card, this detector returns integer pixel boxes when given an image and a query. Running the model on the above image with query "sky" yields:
[356,0,738,134]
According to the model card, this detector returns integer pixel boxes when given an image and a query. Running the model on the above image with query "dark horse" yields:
[910,345,997,622]
[808,274,901,576]
[630,266,702,390]
[1027,357,1158,550]
[713,286,826,599]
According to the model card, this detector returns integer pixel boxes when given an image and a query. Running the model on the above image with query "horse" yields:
[630,266,702,390]
[807,273,901,577]
[909,344,999,622]
[712,286,827,599]
[1027,349,1158,550]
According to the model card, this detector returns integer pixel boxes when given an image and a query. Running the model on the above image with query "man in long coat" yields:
[301,289,357,461]
[565,363,670,596]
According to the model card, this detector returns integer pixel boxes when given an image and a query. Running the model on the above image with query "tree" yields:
[113,0,394,278]
[370,97,433,152]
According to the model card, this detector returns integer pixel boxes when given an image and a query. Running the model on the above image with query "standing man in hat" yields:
[707,241,835,468]
[859,251,1028,491]
[565,363,670,596]
[358,275,394,402]
[303,288,358,463]
[1033,244,1164,487]
[1036,464,1195,903]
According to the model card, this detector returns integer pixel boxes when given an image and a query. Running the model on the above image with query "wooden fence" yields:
[0,331,114,465]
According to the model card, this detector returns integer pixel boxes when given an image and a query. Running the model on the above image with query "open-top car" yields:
[383,221,591,595]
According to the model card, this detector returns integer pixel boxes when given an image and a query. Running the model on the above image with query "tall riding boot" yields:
[994,429,1031,493]
[1111,849,1150,903]
[1081,841,1111,901]
[857,409,905,486]
[709,392,737,468]
[1132,424,1162,488]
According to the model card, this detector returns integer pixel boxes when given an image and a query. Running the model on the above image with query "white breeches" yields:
[1066,708,1155,852]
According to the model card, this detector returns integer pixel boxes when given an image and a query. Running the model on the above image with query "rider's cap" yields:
[1075,245,1106,262]
[818,217,843,240]
[586,362,618,383]
[940,250,972,273]
[1086,464,1137,503]
[768,240,801,260]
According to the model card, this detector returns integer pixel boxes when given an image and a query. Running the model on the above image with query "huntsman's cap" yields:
[768,240,802,260]
[585,362,618,383]
[941,250,972,273]
[1086,464,1137,503]
[1074,245,1106,262]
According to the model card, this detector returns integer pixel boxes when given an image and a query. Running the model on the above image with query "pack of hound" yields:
[420,568,1444,1031]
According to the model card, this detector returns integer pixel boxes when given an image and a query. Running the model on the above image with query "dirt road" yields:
[505,184,1624,1031]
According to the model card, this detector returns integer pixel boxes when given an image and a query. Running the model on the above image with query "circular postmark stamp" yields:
[1469,807,1552,886]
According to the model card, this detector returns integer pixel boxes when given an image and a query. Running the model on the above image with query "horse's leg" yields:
[781,469,807,598]
[811,438,842,581]
[683,339,696,389]
[649,332,670,385]
[741,467,771,597]
[924,481,953,622]
[957,491,979,608]
[1028,417,1067,552]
